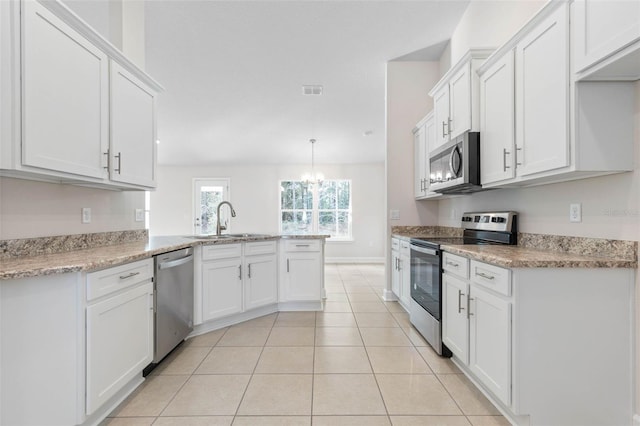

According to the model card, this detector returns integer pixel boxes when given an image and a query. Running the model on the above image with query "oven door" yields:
[410,244,441,320]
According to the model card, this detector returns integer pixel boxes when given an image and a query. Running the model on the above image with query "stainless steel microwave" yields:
[428,131,482,194]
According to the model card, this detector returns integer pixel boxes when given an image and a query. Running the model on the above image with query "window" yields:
[280,179,352,240]
[193,178,230,235]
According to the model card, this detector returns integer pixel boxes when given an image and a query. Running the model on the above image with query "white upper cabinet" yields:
[515,4,569,177]
[110,62,157,188]
[413,112,439,200]
[479,50,515,185]
[477,1,634,189]
[573,0,640,80]
[22,0,108,179]
[0,0,162,190]
[429,49,492,151]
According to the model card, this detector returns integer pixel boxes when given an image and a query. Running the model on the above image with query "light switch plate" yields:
[82,207,91,224]
[390,209,400,220]
[135,209,144,222]
[569,203,582,223]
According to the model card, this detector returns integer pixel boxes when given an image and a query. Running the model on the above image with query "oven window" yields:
[410,247,441,320]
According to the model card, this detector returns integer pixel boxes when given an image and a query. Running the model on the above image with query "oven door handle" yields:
[410,244,438,256]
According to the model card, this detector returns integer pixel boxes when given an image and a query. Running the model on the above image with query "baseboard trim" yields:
[382,289,398,302]
[325,257,384,264]
[633,414,640,426]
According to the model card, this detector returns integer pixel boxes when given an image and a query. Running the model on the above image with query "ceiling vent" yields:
[302,85,323,96]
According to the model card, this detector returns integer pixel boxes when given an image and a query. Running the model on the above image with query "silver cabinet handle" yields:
[150,293,154,311]
[477,272,495,280]
[503,148,511,172]
[442,121,448,137]
[296,244,310,247]
[286,259,290,272]
[114,152,122,174]
[448,117,452,134]
[516,147,522,166]
[119,271,140,280]
[239,265,242,279]
[446,261,459,267]
[398,258,402,270]
[103,149,110,171]
[467,295,474,318]
[457,289,465,313]
[248,263,252,278]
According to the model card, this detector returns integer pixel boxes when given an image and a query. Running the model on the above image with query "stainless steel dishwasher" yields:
[152,247,194,364]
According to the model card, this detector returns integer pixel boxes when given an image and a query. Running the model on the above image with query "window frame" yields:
[279,179,353,241]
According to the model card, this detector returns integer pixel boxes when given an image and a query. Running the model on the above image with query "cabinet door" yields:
[442,274,468,363]
[515,4,569,177]
[432,85,450,148]
[448,63,472,139]
[244,253,278,310]
[202,257,243,321]
[469,285,511,406]
[480,50,516,185]
[573,0,640,73]
[110,62,157,188]
[414,125,426,199]
[424,115,436,193]
[86,282,153,415]
[399,251,411,309]
[281,252,322,301]
[391,249,400,297]
[22,1,108,179]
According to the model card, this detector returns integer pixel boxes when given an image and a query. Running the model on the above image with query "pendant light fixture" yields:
[301,138,324,184]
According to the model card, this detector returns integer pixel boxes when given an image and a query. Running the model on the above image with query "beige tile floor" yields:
[103,264,509,426]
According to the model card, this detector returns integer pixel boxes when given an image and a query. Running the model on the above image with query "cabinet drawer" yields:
[202,243,242,260]
[400,241,410,256]
[391,238,400,250]
[86,258,153,301]
[245,240,277,256]
[443,252,469,279]
[283,239,321,252]
[470,260,511,296]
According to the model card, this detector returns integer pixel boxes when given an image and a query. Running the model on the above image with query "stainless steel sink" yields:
[184,234,234,240]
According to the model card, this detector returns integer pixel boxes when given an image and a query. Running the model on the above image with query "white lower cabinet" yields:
[85,258,154,415]
[244,242,278,311]
[399,241,411,309]
[468,284,511,405]
[199,241,279,323]
[86,281,154,414]
[390,238,410,311]
[442,252,634,425]
[202,255,243,321]
[279,239,324,308]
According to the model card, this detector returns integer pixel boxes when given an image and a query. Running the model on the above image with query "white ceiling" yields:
[144,1,470,166]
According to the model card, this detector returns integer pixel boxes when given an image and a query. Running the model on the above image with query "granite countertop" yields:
[0,234,329,280]
[441,244,637,269]
[391,232,637,269]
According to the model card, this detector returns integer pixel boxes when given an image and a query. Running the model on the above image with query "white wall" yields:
[448,0,547,65]
[0,177,145,239]
[385,61,441,231]
[150,163,386,261]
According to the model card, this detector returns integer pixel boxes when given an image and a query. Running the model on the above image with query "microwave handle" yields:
[449,146,461,177]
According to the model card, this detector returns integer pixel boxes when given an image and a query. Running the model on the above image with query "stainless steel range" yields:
[409,211,518,356]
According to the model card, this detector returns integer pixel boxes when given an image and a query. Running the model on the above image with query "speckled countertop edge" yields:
[392,227,637,269]
[0,234,329,280]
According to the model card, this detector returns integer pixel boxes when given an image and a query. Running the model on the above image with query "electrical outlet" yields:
[569,203,582,223]
[135,209,144,222]
[390,209,400,220]
[82,207,91,224]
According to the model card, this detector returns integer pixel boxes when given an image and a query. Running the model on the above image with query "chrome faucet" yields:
[216,201,237,235]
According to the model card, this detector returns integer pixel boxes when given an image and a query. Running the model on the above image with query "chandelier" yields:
[301,138,324,184]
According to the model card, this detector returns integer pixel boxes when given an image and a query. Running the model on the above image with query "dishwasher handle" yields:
[158,254,194,270]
